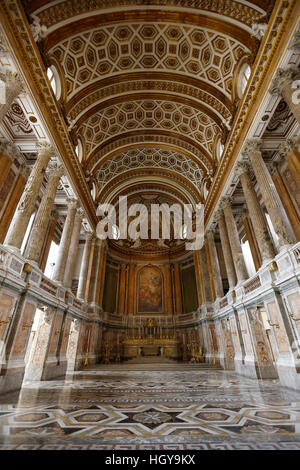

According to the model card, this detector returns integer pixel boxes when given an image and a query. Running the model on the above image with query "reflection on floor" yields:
[0,363,300,449]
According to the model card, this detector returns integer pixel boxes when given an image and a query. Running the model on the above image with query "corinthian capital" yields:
[215,208,224,221]
[278,137,300,157]
[0,138,20,158]
[67,197,78,210]
[289,30,300,53]
[76,207,85,219]
[220,196,232,210]
[235,160,250,177]
[0,70,24,94]
[242,139,262,158]
[269,67,300,95]
[36,141,55,159]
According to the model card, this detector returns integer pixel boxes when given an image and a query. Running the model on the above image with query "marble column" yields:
[278,138,300,192]
[0,71,24,123]
[98,245,107,308]
[270,162,300,242]
[40,215,57,272]
[270,68,300,126]
[278,139,300,188]
[118,264,127,314]
[164,264,173,315]
[236,161,275,263]
[199,247,213,303]
[241,211,261,271]
[25,163,63,264]
[77,232,93,300]
[127,264,136,314]
[89,239,102,304]
[53,198,78,283]
[64,208,84,289]
[173,263,182,314]
[215,210,237,289]
[205,239,216,301]
[221,197,248,283]
[193,250,204,305]
[4,142,54,250]
[0,171,27,243]
[0,139,19,190]
[243,140,293,247]
[206,230,224,299]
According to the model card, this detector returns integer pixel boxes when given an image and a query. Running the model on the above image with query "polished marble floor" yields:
[0,363,300,449]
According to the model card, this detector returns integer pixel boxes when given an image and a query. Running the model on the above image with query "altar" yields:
[123,338,179,359]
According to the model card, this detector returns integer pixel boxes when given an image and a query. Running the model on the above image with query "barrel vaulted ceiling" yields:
[19,0,275,209]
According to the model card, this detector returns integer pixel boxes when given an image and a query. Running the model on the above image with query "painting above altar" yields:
[137,266,163,313]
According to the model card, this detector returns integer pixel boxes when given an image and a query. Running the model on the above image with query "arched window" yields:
[237,63,251,99]
[91,182,96,201]
[47,65,61,100]
[216,139,224,161]
[75,139,83,162]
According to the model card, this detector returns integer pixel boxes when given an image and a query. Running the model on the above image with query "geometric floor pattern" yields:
[1,364,300,449]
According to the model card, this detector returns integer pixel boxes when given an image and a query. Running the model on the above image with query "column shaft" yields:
[64,209,83,289]
[173,264,182,314]
[206,231,224,299]
[53,199,77,283]
[77,232,93,300]
[272,167,300,241]
[243,141,293,247]
[118,264,127,314]
[222,199,248,282]
[216,212,237,289]
[4,143,54,249]
[25,165,63,263]
[237,162,275,262]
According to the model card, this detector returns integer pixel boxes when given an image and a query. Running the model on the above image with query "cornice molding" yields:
[204,0,300,227]
[0,0,97,229]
